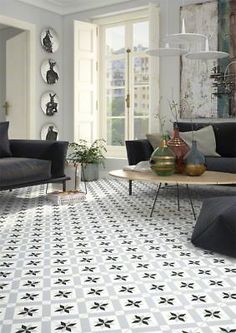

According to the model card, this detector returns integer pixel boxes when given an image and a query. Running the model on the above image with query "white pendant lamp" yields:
[186,37,229,60]
[146,42,187,57]
[146,0,187,57]
[166,18,206,44]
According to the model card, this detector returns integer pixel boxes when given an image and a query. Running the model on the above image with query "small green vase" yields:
[150,135,176,176]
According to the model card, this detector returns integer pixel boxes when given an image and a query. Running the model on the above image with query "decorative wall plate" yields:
[41,123,59,141]
[41,59,59,85]
[41,91,59,116]
[40,27,59,53]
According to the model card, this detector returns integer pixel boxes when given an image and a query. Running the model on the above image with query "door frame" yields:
[0,15,35,138]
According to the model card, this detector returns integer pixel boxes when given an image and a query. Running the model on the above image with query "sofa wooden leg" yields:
[129,180,132,195]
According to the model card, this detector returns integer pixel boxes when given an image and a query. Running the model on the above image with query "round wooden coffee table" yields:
[109,169,236,219]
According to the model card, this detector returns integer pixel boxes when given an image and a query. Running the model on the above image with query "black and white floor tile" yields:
[0,179,236,333]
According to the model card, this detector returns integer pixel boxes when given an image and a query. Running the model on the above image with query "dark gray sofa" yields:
[125,122,236,193]
[0,139,69,191]
[176,122,236,173]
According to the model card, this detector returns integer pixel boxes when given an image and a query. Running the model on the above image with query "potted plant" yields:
[67,139,107,181]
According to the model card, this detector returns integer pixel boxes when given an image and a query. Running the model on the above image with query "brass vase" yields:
[150,135,176,176]
[184,140,206,176]
[167,126,190,174]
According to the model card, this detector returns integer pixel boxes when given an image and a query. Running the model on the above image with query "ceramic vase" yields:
[150,135,176,176]
[167,125,190,173]
[184,140,206,176]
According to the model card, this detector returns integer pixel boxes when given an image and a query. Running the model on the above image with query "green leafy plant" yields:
[68,139,107,165]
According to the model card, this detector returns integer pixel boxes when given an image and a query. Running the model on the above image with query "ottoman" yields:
[191,196,236,258]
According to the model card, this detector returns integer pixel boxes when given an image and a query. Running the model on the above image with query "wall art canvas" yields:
[41,59,59,85]
[180,1,218,118]
[41,91,59,116]
[40,27,59,53]
[217,0,236,117]
[41,123,59,141]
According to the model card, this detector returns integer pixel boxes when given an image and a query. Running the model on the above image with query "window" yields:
[99,10,157,157]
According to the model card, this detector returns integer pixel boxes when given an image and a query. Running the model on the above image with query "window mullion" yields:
[125,22,133,141]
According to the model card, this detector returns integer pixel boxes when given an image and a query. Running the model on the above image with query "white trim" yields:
[0,15,36,139]
[94,8,149,25]
[148,4,159,133]
[16,0,137,15]
[74,20,98,143]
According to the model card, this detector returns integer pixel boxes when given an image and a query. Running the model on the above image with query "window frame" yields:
[95,8,159,158]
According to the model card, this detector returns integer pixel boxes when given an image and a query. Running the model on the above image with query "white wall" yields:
[0,0,189,144]
[0,0,64,139]
[0,26,22,122]
[62,0,181,142]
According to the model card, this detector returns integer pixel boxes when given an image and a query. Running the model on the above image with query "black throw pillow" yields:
[0,122,12,158]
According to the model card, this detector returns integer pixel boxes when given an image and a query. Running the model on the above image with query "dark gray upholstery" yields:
[205,156,236,173]
[10,140,67,179]
[125,139,153,165]
[191,196,236,257]
[0,122,12,158]
[176,122,236,157]
[0,139,69,191]
[0,158,51,186]
[125,122,236,195]
[125,122,236,173]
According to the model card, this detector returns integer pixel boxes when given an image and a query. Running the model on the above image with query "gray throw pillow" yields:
[0,122,12,158]
[179,125,220,156]
[146,133,162,149]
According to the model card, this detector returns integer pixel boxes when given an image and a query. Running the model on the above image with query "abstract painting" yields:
[180,1,218,118]
[180,0,236,118]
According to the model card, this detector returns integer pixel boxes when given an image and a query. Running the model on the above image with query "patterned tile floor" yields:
[0,178,236,333]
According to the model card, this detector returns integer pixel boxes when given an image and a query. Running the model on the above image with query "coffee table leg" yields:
[176,183,180,211]
[129,180,132,195]
[186,184,196,220]
[150,182,162,218]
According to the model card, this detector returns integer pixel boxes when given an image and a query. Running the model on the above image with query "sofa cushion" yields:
[0,157,51,187]
[176,122,236,157]
[213,122,236,157]
[146,133,162,149]
[205,156,236,173]
[179,126,220,156]
[0,122,12,158]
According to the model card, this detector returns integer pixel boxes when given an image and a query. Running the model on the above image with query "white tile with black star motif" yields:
[0,178,236,333]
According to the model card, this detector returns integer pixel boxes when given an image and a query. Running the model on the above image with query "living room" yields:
[0,0,236,332]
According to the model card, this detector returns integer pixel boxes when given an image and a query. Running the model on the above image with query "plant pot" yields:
[81,163,99,181]
[149,135,176,176]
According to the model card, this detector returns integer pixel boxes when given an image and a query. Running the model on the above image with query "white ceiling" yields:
[16,0,135,15]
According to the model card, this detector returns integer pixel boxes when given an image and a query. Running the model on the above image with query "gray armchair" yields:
[0,139,70,191]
